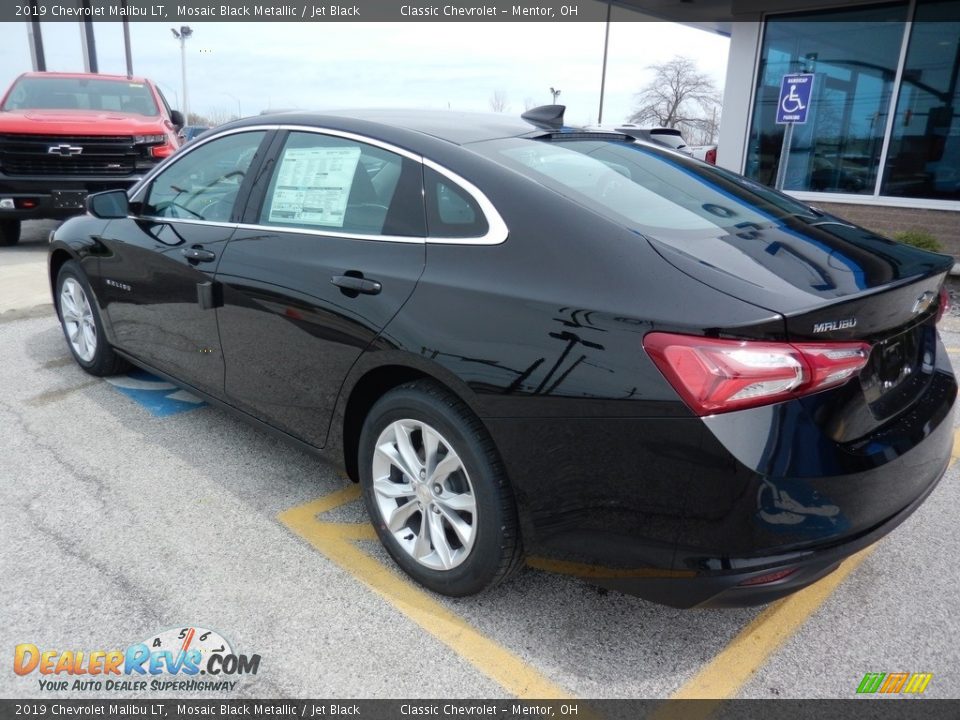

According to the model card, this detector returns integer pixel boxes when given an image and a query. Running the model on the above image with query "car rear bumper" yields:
[486,362,956,608]
[590,447,948,608]
[0,173,145,220]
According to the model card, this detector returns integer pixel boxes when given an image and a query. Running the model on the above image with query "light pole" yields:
[222,92,242,119]
[550,87,561,104]
[170,25,193,120]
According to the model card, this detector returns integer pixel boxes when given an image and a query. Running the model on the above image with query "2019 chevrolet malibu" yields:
[47,105,956,607]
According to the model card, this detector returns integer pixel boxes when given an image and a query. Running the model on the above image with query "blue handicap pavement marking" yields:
[104,368,206,417]
[776,73,815,124]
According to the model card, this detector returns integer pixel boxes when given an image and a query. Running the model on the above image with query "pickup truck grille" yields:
[0,134,138,176]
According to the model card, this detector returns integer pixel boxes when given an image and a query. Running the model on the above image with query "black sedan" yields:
[48,106,956,608]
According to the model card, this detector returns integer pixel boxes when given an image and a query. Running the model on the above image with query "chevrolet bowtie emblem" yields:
[912,291,937,315]
[48,144,83,157]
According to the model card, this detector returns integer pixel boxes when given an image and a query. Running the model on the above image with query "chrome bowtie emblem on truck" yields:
[912,291,937,315]
[47,144,83,156]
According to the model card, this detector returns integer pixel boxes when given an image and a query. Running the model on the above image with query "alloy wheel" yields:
[60,277,98,363]
[371,419,477,571]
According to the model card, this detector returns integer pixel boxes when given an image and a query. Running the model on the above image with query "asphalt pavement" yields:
[2,220,958,701]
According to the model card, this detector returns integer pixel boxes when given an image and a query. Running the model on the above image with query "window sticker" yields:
[268,145,362,228]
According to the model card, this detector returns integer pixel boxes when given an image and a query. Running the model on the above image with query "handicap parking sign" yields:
[776,73,814,124]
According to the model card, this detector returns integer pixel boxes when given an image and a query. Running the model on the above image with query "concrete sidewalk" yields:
[0,220,58,314]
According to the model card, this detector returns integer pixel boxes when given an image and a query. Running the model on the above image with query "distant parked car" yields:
[178,125,210,144]
[691,144,718,164]
[616,125,693,155]
[810,153,870,192]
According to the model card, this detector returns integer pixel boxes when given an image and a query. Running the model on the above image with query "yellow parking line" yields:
[278,485,572,700]
[660,547,875,715]
[283,427,960,707]
[658,427,960,717]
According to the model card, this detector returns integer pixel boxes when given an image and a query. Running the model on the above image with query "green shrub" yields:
[893,230,942,252]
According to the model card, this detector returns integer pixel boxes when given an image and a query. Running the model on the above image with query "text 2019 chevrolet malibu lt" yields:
[47,106,956,607]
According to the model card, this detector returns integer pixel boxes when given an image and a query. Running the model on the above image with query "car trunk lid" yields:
[646,219,953,435]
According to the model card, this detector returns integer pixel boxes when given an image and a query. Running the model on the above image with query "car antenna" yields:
[521,104,566,130]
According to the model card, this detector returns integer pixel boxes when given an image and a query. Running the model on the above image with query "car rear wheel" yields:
[56,261,129,376]
[0,219,20,246]
[359,380,523,596]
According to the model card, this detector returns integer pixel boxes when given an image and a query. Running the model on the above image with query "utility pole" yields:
[550,87,561,104]
[79,0,98,74]
[121,0,133,76]
[26,1,46,72]
[597,1,611,125]
[223,93,241,119]
[170,26,193,118]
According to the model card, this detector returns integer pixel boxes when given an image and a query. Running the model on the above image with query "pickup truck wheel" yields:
[0,219,20,246]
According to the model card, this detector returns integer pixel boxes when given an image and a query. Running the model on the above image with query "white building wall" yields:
[716,21,762,173]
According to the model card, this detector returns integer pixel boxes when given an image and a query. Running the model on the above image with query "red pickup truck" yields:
[0,71,184,245]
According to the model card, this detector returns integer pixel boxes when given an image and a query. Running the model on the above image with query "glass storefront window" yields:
[881,0,960,200]
[746,4,908,195]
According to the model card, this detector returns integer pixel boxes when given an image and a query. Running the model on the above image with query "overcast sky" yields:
[0,14,729,126]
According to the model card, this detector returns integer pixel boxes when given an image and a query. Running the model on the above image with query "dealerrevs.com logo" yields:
[14,627,260,692]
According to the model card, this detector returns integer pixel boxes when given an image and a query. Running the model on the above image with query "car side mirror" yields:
[87,190,130,219]
[169,110,185,128]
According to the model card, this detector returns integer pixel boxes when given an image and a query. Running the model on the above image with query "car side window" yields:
[259,131,425,237]
[423,167,488,239]
[143,131,266,222]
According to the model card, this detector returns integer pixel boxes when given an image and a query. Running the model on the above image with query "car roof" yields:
[241,108,562,145]
[20,71,153,85]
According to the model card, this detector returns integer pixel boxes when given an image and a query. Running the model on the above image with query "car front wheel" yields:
[359,380,523,596]
[56,260,129,376]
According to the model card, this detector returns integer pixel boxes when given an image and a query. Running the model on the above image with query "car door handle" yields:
[182,246,216,262]
[331,275,382,295]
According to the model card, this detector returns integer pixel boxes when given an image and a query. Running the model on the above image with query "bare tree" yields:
[523,96,536,111]
[205,107,239,126]
[489,90,509,113]
[629,56,722,142]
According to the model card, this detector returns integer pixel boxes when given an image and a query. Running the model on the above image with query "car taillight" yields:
[705,147,717,164]
[643,333,872,415]
[150,143,175,159]
[936,287,950,323]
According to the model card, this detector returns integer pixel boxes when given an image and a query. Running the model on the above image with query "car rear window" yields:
[478,137,820,241]
[2,76,159,116]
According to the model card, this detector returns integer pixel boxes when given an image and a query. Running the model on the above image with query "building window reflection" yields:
[881,0,960,201]
[747,4,908,195]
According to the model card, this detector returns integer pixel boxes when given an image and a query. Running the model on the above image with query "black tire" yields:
[359,380,524,596]
[0,219,20,246]
[55,260,130,376]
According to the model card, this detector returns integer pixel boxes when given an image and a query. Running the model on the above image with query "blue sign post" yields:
[774,73,815,190]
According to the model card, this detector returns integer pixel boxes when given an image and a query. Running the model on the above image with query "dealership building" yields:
[654,0,960,252]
